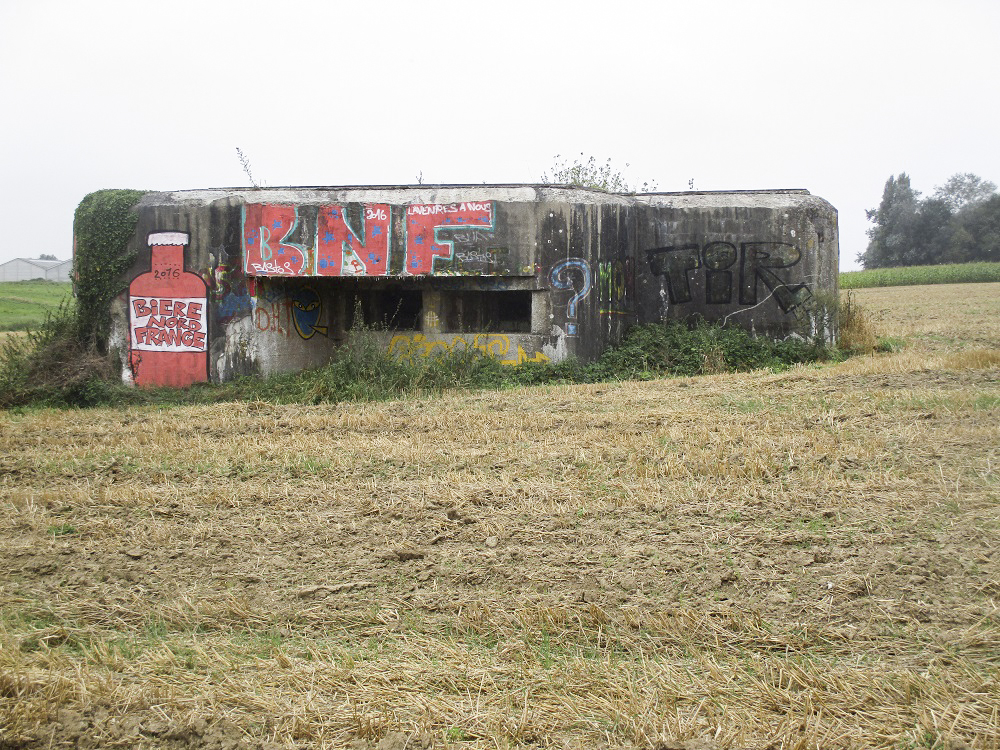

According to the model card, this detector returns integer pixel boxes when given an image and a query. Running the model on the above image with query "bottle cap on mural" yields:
[147,232,189,247]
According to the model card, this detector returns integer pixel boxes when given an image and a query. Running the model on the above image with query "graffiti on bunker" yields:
[317,204,391,276]
[243,205,307,275]
[242,201,496,277]
[290,287,327,339]
[251,284,328,341]
[201,263,253,325]
[549,258,592,336]
[597,258,634,316]
[404,202,493,274]
[128,232,209,388]
[645,241,812,313]
[388,333,550,366]
[105,187,837,385]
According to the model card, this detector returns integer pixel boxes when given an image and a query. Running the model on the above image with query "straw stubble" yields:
[1,283,999,749]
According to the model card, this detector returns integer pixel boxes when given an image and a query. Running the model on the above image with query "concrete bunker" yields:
[97,185,839,387]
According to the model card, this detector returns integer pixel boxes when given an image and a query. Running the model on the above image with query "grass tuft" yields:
[837,291,880,355]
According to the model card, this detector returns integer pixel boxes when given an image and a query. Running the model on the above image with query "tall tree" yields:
[859,173,922,268]
[863,172,999,268]
[932,172,997,212]
[944,194,1000,263]
[908,198,953,266]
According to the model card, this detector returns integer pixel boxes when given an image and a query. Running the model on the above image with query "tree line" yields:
[860,172,1000,268]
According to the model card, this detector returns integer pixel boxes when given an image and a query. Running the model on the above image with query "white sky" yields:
[2,0,998,271]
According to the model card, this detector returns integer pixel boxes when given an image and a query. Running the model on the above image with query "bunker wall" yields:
[105,186,837,387]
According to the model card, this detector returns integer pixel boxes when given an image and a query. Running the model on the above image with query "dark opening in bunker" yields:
[344,287,423,331]
[441,290,532,333]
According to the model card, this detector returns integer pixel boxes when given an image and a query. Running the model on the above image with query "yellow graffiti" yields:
[388,333,549,366]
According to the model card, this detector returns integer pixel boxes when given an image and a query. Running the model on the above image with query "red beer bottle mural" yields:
[129,232,209,387]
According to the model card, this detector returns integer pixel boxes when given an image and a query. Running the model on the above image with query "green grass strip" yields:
[840,262,1000,289]
[0,281,73,331]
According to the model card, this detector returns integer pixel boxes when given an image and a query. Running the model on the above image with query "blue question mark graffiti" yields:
[549,258,592,336]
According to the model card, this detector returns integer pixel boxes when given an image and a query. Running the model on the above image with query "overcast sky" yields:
[2,0,998,271]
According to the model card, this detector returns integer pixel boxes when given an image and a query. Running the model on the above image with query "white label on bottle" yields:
[147,232,189,247]
[130,296,208,352]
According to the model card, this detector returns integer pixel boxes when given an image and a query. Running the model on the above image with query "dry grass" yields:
[1,284,999,750]
[0,331,26,347]
[847,282,1000,355]
[836,292,878,355]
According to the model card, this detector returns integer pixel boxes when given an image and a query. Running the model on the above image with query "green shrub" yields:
[73,189,146,349]
[0,190,153,409]
[1,316,838,409]
[585,320,830,381]
[0,300,125,408]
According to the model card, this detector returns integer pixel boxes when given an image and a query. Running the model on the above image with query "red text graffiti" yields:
[243,205,309,276]
[130,297,207,351]
[317,203,391,276]
[242,202,496,277]
[404,202,493,274]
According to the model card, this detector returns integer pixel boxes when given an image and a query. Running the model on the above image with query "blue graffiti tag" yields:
[549,258,592,336]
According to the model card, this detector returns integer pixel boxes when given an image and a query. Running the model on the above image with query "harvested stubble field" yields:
[2,283,999,750]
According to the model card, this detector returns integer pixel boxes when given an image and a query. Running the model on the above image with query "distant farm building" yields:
[0,258,72,282]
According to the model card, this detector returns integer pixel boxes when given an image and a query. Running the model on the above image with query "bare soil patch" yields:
[2,284,999,749]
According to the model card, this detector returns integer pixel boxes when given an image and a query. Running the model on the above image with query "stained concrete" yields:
[100,185,838,386]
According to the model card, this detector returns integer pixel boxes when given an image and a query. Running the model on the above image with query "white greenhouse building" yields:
[0,258,72,282]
